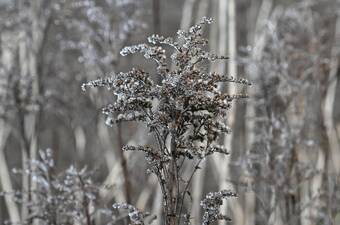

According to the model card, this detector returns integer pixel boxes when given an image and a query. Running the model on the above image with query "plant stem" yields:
[117,123,132,203]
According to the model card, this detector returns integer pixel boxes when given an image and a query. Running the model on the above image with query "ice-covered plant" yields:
[83,17,250,225]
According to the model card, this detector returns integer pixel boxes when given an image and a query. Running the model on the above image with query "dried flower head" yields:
[83,17,250,160]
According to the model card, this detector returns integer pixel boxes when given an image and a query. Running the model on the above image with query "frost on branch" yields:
[200,190,237,225]
[112,203,153,225]
[82,68,154,125]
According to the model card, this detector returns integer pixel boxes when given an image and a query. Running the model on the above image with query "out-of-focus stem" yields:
[180,0,196,30]
[117,123,132,203]
[0,123,21,223]
[153,0,161,34]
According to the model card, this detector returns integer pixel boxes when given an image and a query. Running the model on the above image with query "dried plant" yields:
[1,149,155,225]
[83,18,250,225]
[1,149,97,225]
